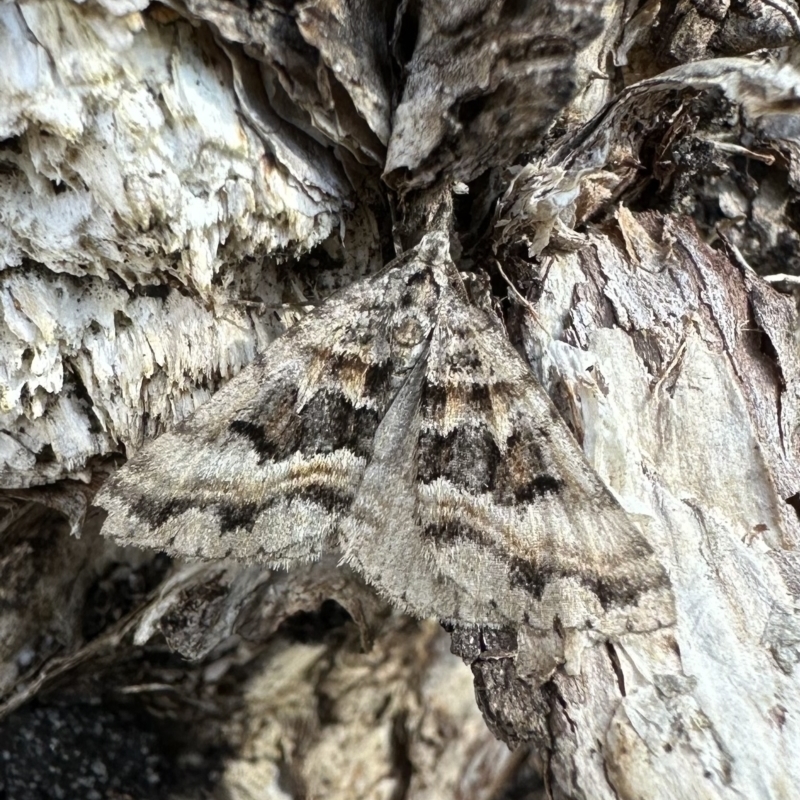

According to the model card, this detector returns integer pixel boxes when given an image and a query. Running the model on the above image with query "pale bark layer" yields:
[1,1,799,798]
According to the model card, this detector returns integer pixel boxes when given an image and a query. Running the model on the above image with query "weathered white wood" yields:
[1,0,799,797]
[0,0,352,487]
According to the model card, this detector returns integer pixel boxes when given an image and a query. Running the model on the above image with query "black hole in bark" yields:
[786,198,800,232]
[277,599,352,644]
[757,323,780,364]
[37,444,56,463]
[786,493,800,520]
[606,642,626,696]
[138,283,170,300]
[396,9,419,65]
[390,712,413,798]
[501,0,531,18]
[458,95,488,124]
[453,186,472,233]
[82,555,172,641]
[114,310,132,330]
[0,135,23,154]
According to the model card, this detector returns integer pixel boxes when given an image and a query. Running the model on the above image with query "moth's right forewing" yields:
[96,248,444,567]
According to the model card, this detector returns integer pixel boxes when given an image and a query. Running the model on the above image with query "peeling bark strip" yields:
[2,0,800,798]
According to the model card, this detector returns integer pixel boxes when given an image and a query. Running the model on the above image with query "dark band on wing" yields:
[417,379,563,502]
[420,517,492,547]
[228,387,382,462]
[417,425,502,493]
[228,377,301,463]
[492,430,564,505]
[130,495,196,529]
[225,351,400,464]
[129,485,353,533]
[420,380,494,418]
[509,556,668,609]
[325,354,394,408]
[362,359,394,404]
[216,485,353,533]
[295,390,380,458]
[218,501,261,533]
[291,484,354,514]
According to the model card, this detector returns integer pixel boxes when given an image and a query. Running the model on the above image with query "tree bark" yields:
[1,1,799,798]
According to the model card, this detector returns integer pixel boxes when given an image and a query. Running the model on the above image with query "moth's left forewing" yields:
[412,287,675,637]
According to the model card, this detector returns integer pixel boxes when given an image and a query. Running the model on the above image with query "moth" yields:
[96,231,673,665]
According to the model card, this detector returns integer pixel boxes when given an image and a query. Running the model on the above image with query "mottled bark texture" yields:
[1,1,799,798]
